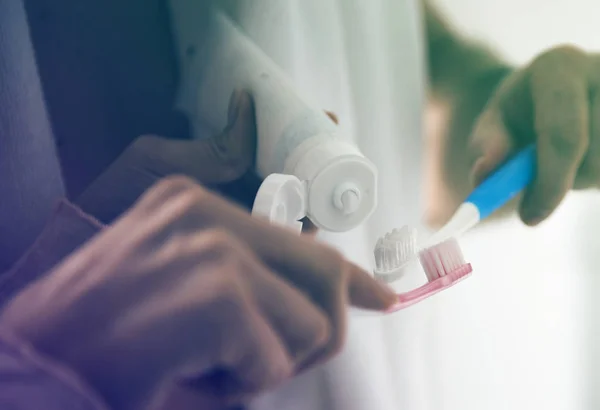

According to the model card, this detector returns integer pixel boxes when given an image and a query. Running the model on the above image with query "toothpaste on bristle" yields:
[419,238,466,282]
[374,226,418,272]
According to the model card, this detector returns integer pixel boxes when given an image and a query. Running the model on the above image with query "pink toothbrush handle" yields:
[386,264,473,313]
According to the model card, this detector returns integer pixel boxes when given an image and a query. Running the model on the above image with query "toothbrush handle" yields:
[465,144,536,219]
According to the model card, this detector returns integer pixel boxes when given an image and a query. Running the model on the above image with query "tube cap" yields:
[289,138,378,232]
[252,174,306,234]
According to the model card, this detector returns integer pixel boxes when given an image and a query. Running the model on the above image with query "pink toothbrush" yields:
[373,227,472,312]
[374,145,536,311]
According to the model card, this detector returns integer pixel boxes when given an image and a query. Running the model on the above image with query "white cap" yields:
[252,174,306,234]
[252,137,378,233]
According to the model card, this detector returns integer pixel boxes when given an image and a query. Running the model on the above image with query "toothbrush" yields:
[389,237,472,312]
[373,144,536,311]
[426,144,536,246]
[374,230,472,312]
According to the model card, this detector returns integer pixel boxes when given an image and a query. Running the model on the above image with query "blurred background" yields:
[426,0,598,408]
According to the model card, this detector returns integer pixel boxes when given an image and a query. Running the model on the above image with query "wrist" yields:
[1,274,157,410]
[75,144,159,225]
[0,200,103,307]
[67,350,160,410]
[0,316,154,410]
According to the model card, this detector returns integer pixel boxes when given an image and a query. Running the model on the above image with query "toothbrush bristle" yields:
[374,226,418,272]
[419,238,467,282]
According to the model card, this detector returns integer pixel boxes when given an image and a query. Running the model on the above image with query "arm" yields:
[423,1,514,223]
[425,1,511,100]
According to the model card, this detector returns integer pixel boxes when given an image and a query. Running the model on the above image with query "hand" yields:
[76,90,261,224]
[468,45,600,225]
[1,177,396,410]
[77,91,339,235]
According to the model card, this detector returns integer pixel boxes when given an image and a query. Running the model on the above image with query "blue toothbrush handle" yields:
[465,144,536,219]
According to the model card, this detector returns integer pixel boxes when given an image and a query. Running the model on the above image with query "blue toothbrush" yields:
[427,144,536,245]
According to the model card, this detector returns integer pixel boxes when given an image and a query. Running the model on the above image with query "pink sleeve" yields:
[0,199,104,306]
[0,199,109,408]
[0,326,109,409]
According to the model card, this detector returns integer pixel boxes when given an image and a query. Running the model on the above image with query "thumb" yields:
[207,90,257,177]
[134,91,257,185]
[468,107,515,187]
[202,91,261,209]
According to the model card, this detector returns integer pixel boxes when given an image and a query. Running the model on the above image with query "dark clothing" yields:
[0,0,186,408]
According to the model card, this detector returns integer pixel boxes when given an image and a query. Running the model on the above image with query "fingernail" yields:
[227,90,244,124]
[357,281,398,311]
[525,210,549,226]
[520,201,545,226]
[522,213,542,226]
[524,217,541,227]
[377,283,399,309]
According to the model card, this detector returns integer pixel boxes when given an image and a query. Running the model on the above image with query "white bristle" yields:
[419,238,466,282]
[373,225,418,273]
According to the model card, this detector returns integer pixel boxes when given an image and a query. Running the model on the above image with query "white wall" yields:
[429,1,599,409]
[433,0,600,64]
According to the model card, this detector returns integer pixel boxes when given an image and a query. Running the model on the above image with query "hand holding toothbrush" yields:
[377,46,600,309]
[468,46,600,226]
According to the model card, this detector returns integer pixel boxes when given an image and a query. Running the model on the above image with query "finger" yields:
[129,91,256,185]
[190,90,256,182]
[519,75,589,225]
[292,257,349,371]
[206,232,331,367]
[228,200,396,311]
[575,88,600,188]
[192,320,289,404]
[175,231,328,400]
[205,231,346,373]
[209,90,257,173]
[245,251,331,366]
[191,185,397,311]
[184,310,290,405]
[187,273,293,402]
[468,107,515,188]
[138,178,397,314]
